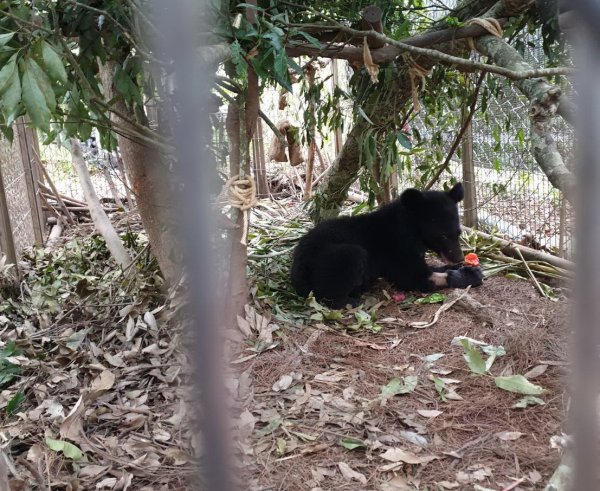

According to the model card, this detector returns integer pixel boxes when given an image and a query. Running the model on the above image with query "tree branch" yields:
[284,10,573,81]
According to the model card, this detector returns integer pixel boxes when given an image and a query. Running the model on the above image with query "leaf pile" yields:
[0,228,194,489]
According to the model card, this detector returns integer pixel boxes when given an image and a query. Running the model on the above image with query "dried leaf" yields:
[380,448,438,464]
[417,409,442,418]
[337,462,367,485]
[495,431,523,441]
[79,464,109,478]
[524,364,548,379]
[272,374,294,392]
[437,482,460,490]
[381,476,413,491]
[59,395,85,442]
[90,370,115,394]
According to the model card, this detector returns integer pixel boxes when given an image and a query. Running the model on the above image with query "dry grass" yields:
[235,276,569,490]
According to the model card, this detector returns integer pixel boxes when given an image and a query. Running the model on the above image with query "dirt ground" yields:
[234,276,569,491]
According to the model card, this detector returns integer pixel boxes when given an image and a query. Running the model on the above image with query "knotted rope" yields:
[220,175,258,245]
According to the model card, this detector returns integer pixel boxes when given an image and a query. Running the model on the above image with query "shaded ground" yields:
[235,276,569,490]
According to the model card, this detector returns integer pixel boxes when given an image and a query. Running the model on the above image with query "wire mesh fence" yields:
[0,123,41,260]
[39,143,129,203]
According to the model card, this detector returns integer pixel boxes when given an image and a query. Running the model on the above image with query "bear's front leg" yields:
[446,266,484,288]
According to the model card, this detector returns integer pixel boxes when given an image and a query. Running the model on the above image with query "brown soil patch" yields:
[236,276,569,490]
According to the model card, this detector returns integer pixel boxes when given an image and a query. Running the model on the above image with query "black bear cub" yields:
[291,183,483,308]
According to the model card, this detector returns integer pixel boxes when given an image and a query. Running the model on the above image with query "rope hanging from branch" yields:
[221,175,258,245]
[465,17,503,52]
[407,58,431,113]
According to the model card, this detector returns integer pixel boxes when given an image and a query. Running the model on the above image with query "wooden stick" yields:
[34,155,75,225]
[38,191,65,227]
[38,181,90,207]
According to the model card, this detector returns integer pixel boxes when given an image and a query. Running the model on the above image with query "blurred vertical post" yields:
[146,0,235,489]
[566,1,600,489]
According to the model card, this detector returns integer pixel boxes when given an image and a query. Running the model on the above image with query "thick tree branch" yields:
[284,4,572,81]
[287,23,572,80]
[475,35,575,202]
[289,18,509,55]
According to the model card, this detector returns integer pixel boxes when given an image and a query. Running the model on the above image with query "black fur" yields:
[291,183,483,308]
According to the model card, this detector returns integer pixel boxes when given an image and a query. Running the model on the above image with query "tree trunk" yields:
[226,102,249,326]
[475,36,575,202]
[99,61,181,285]
[312,0,498,221]
[71,139,131,268]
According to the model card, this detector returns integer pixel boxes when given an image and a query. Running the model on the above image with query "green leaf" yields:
[323,310,343,321]
[482,344,505,372]
[296,30,322,48]
[1,65,20,121]
[513,396,546,408]
[230,40,247,80]
[26,58,56,111]
[460,339,487,374]
[432,376,447,402]
[415,293,445,304]
[254,418,282,437]
[381,376,418,398]
[21,63,50,130]
[396,132,412,150]
[494,375,547,395]
[272,51,292,92]
[0,54,17,94]
[340,438,366,450]
[6,390,24,415]
[357,106,374,125]
[42,41,68,84]
[45,437,85,461]
[0,33,14,47]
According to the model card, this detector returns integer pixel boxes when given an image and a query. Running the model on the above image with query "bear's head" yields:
[400,182,464,264]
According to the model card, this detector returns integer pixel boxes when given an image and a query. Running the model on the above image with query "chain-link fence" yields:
[0,119,44,263]
[40,142,129,203]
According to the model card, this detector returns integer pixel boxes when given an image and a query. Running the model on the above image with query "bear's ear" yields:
[447,182,464,203]
[400,188,425,208]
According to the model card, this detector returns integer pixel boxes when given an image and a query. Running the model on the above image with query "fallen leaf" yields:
[90,370,115,394]
[272,374,294,392]
[79,464,108,478]
[45,436,84,461]
[381,376,418,398]
[59,395,85,441]
[529,470,542,483]
[437,482,460,490]
[494,375,547,395]
[380,448,438,464]
[417,409,443,418]
[381,475,412,491]
[524,364,548,379]
[495,431,523,441]
[340,438,366,450]
[337,462,367,485]
[513,395,545,408]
